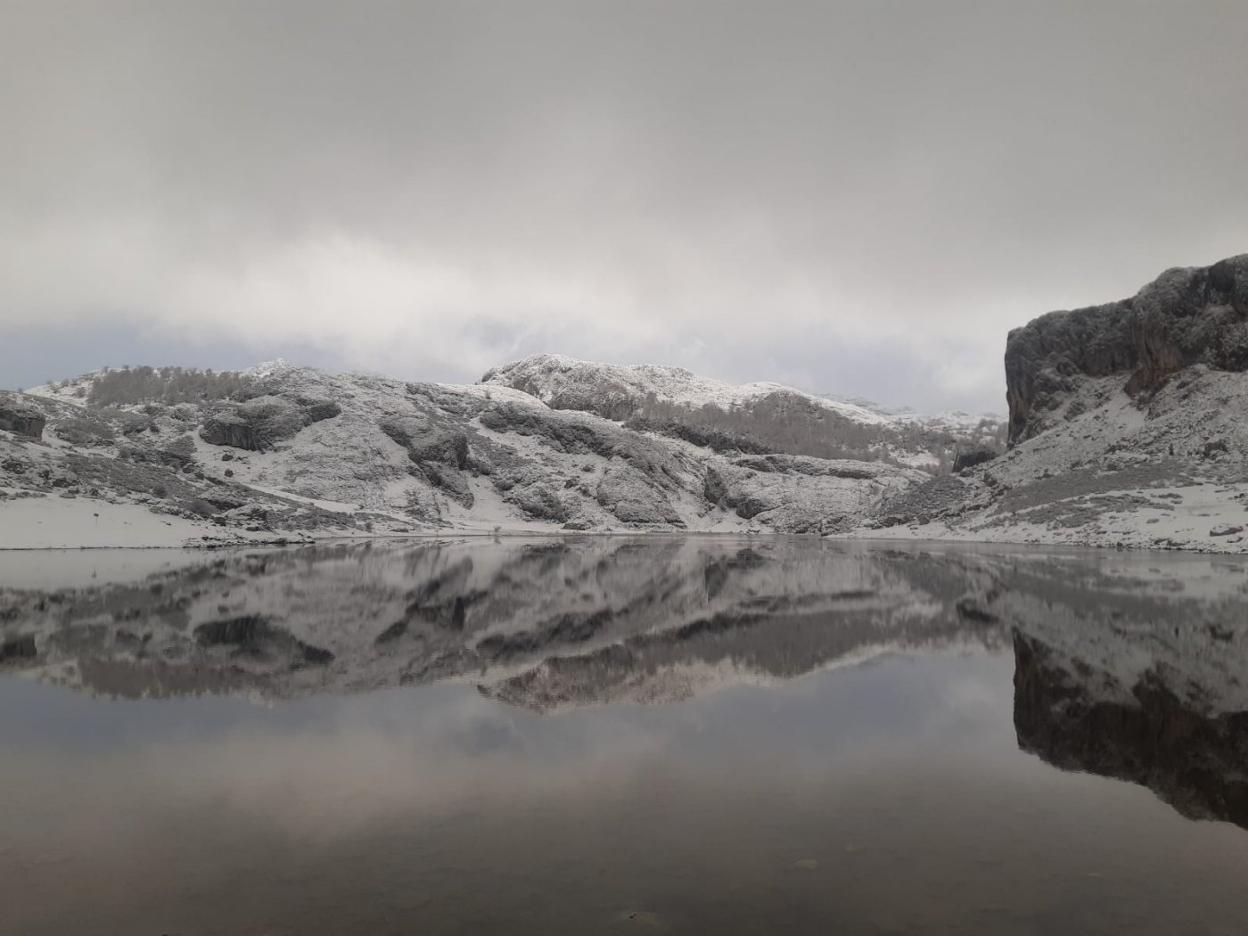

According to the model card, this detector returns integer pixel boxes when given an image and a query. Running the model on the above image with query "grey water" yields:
[2,536,1248,935]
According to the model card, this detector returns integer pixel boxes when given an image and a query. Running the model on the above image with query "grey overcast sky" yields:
[2,1,1247,411]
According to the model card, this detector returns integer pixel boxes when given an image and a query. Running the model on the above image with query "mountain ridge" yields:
[2,254,1248,551]
[2,356,941,546]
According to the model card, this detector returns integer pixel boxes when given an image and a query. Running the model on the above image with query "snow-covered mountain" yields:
[483,353,1006,469]
[866,254,1248,552]
[482,353,899,426]
[1,358,934,547]
[4,253,1248,552]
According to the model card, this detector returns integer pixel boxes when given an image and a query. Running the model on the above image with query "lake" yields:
[2,536,1248,935]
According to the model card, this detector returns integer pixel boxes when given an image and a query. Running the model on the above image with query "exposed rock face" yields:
[0,633,38,663]
[379,418,469,468]
[501,480,573,522]
[866,254,1248,552]
[595,465,682,525]
[479,402,671,468]
[872,475,979,528]
[709,456,922,532]
[952,446,997,473]
[379,418,475,506]
[199,411,259,450]
[1005,255,1248,444]
[0,395,47,440]
[200,395,341,451]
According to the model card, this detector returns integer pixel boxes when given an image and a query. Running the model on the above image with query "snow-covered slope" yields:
[482,353,898,425]
[9,249,1248,556]
[482,354,1006,471]
[1,362,925,547]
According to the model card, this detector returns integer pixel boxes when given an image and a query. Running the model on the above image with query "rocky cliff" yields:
[1005,255,1248,444]
[866,254,1248,553]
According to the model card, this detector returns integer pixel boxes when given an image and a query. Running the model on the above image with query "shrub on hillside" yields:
[86,366,254,407]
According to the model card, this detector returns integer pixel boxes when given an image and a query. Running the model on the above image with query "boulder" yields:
[1210,525,1244,538]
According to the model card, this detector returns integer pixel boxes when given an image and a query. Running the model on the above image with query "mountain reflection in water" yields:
[3,537,1248,935]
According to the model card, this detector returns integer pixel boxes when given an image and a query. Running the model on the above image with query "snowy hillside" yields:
[1,360,926,548]
[6,250,1248,555]
[482,353,899,426]
[482,354,1006,471]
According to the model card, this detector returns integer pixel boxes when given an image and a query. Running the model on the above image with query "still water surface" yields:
[2,537,1247,935]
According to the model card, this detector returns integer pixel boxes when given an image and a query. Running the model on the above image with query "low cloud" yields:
[3,1,1246,410]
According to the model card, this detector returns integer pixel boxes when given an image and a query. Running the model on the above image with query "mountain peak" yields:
[480,353,899,427]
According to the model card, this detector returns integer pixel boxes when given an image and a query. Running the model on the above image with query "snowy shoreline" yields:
[2,490,1244,554]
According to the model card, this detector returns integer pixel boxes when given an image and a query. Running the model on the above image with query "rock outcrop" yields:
[708,455,921,533]
[1005,255,1248,444]
[200,395,341,451]
[594,465,682,525]
[952,446,997,473]
[199,411,260,450]
[861,254,1248,552]
[0,394,47,440]
[379,417,475,506]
